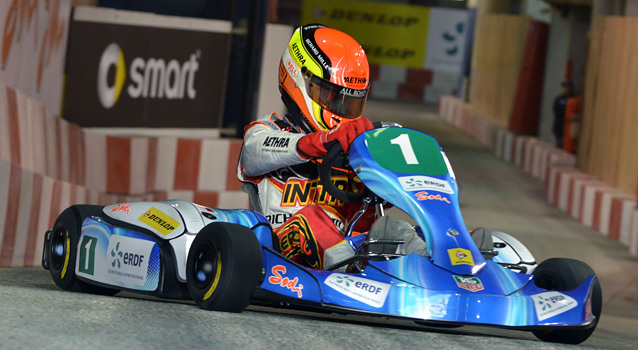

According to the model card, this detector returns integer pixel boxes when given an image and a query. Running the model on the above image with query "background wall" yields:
[469,14,530,126]
[254,23,292,119]
[578,16,638,196]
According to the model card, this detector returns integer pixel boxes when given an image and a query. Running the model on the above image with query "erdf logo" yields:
[97,43,201,109]
[97,43,126,109]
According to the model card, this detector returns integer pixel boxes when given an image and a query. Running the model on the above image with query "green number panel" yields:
[365,128,448,176]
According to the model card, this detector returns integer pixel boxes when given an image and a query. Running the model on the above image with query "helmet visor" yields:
[302,67,368,119]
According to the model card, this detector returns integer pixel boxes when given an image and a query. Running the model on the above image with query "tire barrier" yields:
[438,96,638,259]
[0,83,248,267]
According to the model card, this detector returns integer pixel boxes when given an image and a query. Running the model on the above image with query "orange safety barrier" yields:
[563,95,582,154]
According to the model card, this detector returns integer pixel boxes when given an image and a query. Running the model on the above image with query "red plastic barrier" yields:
[508,21,549,136]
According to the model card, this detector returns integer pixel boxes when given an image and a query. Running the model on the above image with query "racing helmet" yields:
[279,24,370,132]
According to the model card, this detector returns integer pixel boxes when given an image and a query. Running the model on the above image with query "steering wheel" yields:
[318,141,369,203]
[319,119,404,204]
[318,122,395,203]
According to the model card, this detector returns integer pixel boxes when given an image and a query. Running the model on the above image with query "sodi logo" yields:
[97,43,201,109]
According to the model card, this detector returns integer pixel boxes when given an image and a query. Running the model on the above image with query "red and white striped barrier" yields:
[0,82,249,267]
[0,82,245,195]
[438,96,638,259]
[0,157,249,267]
[82,132,244,195]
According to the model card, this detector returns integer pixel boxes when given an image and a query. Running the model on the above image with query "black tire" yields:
[186,222,263,312]
[48,205,119,296]
[531,258,602,344]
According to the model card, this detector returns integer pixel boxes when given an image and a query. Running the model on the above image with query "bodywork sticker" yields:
[453,275,484,292]
[325,273,391,308]
[138,207,181,236]
[531,291,578,321]
[398,175,454,194]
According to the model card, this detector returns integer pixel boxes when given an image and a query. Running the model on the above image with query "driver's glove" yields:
[296,117,373,159]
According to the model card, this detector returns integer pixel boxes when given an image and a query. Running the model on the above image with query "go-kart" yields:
[42,126,601,344]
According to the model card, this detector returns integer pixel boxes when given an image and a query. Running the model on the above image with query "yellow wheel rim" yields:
[61,230,70,279]
[202,252,222,301]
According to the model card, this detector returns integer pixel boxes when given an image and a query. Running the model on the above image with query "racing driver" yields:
[237,24,426,270]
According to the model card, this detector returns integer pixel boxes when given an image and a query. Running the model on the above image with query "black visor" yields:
[302,67,368,119]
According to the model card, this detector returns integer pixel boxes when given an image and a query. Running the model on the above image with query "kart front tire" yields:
[48,205,119,296]
[531,258,602,344]
[186,222,262,312]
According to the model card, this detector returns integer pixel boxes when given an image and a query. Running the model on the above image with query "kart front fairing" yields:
[260,249,596,328]
[256,127,597,329]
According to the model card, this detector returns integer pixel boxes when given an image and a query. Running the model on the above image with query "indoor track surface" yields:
[1,100,637,349]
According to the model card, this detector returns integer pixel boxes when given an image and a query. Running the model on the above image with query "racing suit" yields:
[238,112,427,270]
[237,112,375,269]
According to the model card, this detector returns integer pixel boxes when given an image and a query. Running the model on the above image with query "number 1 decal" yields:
[390,134,419,165]
[79,235,97,275]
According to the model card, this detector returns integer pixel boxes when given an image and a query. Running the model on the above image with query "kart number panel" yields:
[75,217,160,291]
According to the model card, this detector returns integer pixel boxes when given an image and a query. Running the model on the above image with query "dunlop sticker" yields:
[138,207,181,236]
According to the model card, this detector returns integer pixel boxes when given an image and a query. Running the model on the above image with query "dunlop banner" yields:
[301,0,430,68]
[63,7,231,128]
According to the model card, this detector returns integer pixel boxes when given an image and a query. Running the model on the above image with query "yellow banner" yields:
[301,0,430,68]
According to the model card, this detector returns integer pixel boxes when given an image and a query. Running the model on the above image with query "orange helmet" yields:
[279,24,369,132]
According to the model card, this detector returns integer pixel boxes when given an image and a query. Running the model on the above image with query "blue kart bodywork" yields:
[44,126,598,338]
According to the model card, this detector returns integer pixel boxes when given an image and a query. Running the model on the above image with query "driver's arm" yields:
[240,119,308,177]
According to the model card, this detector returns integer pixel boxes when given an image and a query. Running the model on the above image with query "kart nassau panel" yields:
[349,128,486,276]
[260,251,596,327]
[75,216,161,291]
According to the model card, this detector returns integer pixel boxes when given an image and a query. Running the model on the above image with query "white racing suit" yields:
[237,112,426,269]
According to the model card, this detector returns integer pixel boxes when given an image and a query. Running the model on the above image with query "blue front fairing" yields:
[259,250,596,328]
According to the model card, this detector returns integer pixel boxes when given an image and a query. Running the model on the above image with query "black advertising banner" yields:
[63,7,231,128]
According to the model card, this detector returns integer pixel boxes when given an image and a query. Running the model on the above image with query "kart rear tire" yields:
[186,222,262,312]
[48,205,119,296]
[531,258,602,344]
